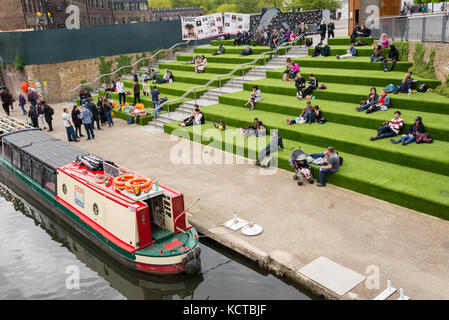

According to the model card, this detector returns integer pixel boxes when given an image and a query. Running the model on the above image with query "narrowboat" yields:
[0,114,201,276]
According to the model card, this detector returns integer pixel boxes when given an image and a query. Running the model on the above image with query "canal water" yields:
[0,185,311,300]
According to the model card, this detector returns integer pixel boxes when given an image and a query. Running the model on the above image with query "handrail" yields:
[153,34,307,126]
[69,40,192,93]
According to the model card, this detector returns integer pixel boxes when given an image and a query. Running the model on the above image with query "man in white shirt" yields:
[62,108,79,142]
[116,78,125,105]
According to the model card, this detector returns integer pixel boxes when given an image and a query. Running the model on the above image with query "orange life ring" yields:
[113,174,135,189]
[125,178,153,193]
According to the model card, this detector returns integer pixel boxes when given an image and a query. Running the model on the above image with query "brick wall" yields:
[0,0,27,31]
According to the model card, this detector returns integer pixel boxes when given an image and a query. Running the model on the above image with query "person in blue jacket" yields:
[390,116,425,145]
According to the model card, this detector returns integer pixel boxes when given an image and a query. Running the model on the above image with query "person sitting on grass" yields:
[184,55,198,65]
[254,131,287,166]
[195,56,207,73]
[302,74,318,98]
[212,119,227,131]
[212,45,225,56]
[390,116,425,145]
[233,31,243,46]
[286,101,321,125]
[240,46,253,56]
[383,44,400,72]
[379,33,389,49]
[356,87,379,112]
[295,73,307,99]
[365,89,390,114]
[316,146,340,187]
[240,117,266,137]
[393,71,416,94]
[370,44,384,62]
[336,42,357,59]
[178,106,203,127]
[283,58,300,81]
[244,85,262,111]
[312,42,330,57]
[369,110,403,141]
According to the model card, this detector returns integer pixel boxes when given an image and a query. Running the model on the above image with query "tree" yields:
[298,0,342,11]
[233,0,261,13]
[215,3,238,14]
[147,0,172,9]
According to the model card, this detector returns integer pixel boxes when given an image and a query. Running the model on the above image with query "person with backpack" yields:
[42,101,54,132]
[369,111,403,141]
[37,101,47,130]
[390,116,425,145]
[383,44,400,72]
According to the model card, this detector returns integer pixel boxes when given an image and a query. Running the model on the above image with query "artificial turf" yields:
[194,45,289,56]
[158,36,449,219]
[176,53,270,65]
[308,45,389,57]
[327,36,374,46]
[164,121,449,220]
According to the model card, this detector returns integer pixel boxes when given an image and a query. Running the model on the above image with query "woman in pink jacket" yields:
[379,33,389,49]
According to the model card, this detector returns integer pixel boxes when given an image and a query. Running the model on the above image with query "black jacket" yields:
[87,102,99,119]
[42,104,53,121]
[388,45,400,60]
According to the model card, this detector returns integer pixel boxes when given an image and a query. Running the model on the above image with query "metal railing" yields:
[153,34,307,127]
[366,12,449,43]
[69,39,193,93]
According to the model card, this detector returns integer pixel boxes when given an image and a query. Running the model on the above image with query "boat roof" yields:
[2,130,88,171]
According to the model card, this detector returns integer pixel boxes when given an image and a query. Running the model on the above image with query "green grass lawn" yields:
[164,121,449,220]
[308,45,388,57]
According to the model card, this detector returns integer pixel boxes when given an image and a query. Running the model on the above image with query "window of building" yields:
[2,143,12,163]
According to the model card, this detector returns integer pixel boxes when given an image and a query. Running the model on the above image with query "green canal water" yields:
[0,185,312,300]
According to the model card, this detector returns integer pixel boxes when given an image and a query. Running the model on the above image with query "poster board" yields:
[223,12,251,35]
[181,16,198,40]
[196,13,223,39]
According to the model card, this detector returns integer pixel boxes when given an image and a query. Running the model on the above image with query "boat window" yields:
[21,153,32,177]
[43,167,57,194]
[31,159,43,185]
[2,143,12,162]
[12,148,21,169]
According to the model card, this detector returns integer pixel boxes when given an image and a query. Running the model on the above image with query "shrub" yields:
[80,80,93,93]
[392,41,409,62]
[13,54,25,72]
[409,42,437,80]
[435,74,449,98]
[98,56,113,84]
[114,54,132,77]
[136,52,148,69]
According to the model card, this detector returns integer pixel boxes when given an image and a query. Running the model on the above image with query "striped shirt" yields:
[389,118,404,134]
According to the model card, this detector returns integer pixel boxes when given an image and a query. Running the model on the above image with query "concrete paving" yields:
[12,101,449,300]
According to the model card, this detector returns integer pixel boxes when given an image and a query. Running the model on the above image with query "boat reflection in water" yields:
[0,185,203,300]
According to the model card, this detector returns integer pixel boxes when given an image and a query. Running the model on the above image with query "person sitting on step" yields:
[254,131,287,166]
[369,111,403,141]
[393,71,416,94]
[286,101,321,125]
[295,73,307,99]
[212,119,227,131]
[244,85,262,111]
[178,105,203,127]
[365,89,390,114]
[240,46,253,56]
[383,44,400,71]
[370,44,384,62]
[302,74,318,98]
[336,42,357,59]
[356,87,379,112]
[212,45,225,56]
[390,116,425,145]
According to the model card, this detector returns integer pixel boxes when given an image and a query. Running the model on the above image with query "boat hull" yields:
[0,160,200,276]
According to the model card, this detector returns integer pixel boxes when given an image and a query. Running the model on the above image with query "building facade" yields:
[348,0,401,32]
[0,0,204,31]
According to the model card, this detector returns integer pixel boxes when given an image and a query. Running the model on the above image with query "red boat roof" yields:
[58,162,181,207]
